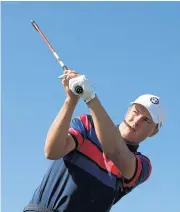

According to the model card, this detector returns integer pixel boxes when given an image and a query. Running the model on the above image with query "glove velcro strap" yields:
[84,93,96,103]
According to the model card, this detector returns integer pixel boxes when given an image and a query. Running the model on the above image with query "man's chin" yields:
[121,132,132,142]
[119,122,136,142]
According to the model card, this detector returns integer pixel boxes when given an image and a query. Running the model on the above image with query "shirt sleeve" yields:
[68,114,88,149]
[123,153,152,188]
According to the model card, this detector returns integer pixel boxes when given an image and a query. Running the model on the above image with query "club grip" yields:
[62,65,68,70]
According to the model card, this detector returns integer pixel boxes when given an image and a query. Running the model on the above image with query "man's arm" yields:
[45,69,82,160]
[44,97,78,160]
[87,96,136,179]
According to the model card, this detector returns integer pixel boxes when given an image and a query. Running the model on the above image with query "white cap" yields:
[131,94,165,129]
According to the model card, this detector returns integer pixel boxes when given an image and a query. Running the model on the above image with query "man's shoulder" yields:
[72,114,94,129]
[134,151,152,180]
[135,152,151,163]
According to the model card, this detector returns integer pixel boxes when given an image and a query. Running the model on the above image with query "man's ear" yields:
[149,126,159,137]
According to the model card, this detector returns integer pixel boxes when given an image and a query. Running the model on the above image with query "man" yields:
[24,70,165,212]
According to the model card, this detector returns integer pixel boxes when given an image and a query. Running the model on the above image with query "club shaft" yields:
[31,20,68,70]
[31,20,84,94]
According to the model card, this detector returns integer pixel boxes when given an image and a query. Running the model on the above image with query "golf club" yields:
[31,20,83,94]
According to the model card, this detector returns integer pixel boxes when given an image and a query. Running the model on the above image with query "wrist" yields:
[86,95,98,106]
[65,97,79,106]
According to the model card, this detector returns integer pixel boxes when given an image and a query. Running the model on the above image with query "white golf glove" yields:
[69,75,96,103]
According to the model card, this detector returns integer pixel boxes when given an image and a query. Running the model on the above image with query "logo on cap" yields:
[150,97,159,104]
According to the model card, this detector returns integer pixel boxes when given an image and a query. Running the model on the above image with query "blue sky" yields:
[2,1,180,212]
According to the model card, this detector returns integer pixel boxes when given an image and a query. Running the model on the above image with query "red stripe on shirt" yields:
[78,115,91,131]
[78,139,121,177]
[68,128,84,146]
[123,155,142,187]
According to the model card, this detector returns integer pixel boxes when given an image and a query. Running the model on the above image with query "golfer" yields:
[24,70,165,212]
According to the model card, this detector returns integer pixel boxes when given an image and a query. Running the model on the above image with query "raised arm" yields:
[87,97,137,179]
[45,98,78,159]
[44,70,80,160]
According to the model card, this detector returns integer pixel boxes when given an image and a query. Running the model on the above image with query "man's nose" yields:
[132,115,143,129]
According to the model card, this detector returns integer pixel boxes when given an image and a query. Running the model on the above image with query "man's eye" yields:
[134,110,138,114]
[144,118,151,124]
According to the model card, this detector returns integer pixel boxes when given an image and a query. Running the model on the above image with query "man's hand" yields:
[60,70,96,103]
[61,69,80,102]
[69,75,96,103]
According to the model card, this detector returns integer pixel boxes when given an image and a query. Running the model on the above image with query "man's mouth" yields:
[124,120,136,132]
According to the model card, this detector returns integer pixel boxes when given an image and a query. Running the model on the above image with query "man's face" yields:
[119,103,158,143]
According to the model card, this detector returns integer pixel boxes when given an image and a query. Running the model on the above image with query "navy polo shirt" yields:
[27,114,152,211]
